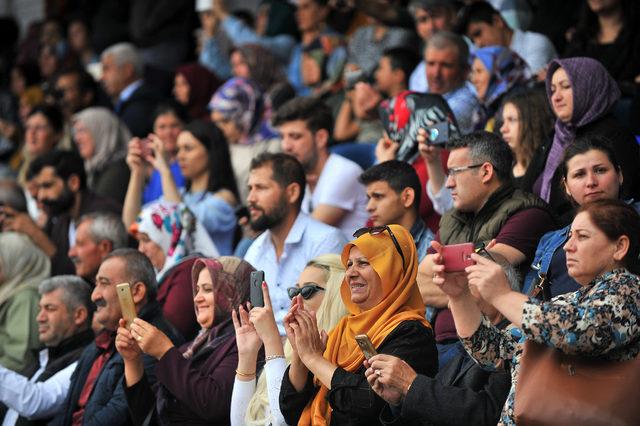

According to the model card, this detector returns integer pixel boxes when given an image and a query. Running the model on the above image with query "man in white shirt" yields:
[274,97,369,239]
[0,276,94,426]
[244,153,347,330]
[457,1,557,76]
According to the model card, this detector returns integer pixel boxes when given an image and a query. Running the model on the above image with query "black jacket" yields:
[280,320,438,425]
[117,83,162,138]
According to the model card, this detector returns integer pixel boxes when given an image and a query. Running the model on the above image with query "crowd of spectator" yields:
[0,0,639,425]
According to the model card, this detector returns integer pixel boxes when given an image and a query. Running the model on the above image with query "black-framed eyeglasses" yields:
[474,242,496,263]
[287,283,325,300]
[353,225,406,267]
[447,163,483,178]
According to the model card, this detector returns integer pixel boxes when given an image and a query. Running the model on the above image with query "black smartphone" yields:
[425,120,450,146]
[235,205,249,221]
[250,270,265,308]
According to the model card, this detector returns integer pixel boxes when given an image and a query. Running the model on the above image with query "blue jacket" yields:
[50,302,182,426]
[522,225,574,297]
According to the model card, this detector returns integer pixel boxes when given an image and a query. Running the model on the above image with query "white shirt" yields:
[1,349,76,425]
[301,154,369,240]
[244,213,347,333]
[230,357,288,426]
[510,29,557,74]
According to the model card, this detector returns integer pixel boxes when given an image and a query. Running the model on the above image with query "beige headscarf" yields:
[73,107,130,185]
[0,232,51,306]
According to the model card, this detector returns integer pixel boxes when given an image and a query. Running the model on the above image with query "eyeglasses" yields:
[287,283,325,300]
[353,225,405,267]
[474,242,496,262]
[447,163,483,178]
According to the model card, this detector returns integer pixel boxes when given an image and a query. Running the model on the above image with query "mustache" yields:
[70,256,80,264]
[94,299,106,308]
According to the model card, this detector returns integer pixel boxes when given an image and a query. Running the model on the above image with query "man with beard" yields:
[26,150,122,276]
[275,97,369,239]
[243,153,347,332]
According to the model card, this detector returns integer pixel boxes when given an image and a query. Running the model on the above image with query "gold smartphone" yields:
[116,283,137,329]
[355,334,377,360]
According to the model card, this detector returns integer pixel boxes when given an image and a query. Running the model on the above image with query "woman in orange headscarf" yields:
[279,224,438,425]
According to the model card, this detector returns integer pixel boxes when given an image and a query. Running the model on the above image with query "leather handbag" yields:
[515,340,640,426]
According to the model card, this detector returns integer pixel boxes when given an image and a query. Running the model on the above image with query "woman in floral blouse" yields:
[434,198,640,425]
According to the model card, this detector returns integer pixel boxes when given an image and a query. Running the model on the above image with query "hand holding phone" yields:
[355,334,377,360]
[441,243,475,272]
[116,283,137,329]
[250,271,265,308]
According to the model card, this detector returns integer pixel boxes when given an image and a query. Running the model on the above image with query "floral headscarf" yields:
[129,202,219,282]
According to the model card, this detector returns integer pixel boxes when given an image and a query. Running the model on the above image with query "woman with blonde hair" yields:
[230,254,348,426]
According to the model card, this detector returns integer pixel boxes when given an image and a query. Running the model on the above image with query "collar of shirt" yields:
[410,218,427,243]
[118,79,143,103]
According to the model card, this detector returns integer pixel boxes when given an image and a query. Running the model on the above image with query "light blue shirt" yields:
[443,82,480,135]
[244,213,348,333]
[118,79,143,104]
[181,190,237,256]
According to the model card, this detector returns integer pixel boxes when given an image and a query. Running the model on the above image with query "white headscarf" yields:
[0,232,51,306]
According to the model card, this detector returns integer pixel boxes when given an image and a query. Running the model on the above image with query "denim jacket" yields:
[522,225,570,297]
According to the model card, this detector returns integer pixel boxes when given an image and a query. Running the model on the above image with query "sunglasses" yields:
[353,225,405,267]
[287,283,325,300]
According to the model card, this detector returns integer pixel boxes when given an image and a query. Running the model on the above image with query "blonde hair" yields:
[244,253,348,425]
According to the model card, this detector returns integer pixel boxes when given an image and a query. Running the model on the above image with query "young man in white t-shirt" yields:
[274,97,369,239]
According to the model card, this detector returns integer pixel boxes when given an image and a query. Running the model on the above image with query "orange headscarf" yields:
[298,224,430,425]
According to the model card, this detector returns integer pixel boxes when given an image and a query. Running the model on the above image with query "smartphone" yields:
[140,138,153,159]
[441,243,475,272]
[116,283,137,329]
[425,120,450,146]
[235,205,249,221]
[250,271,265,308]
[355,334,377,360]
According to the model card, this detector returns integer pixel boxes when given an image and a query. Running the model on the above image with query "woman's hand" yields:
[430,241,470,299]
[375,136,399,163]
[465,253,511,304]
[417,128,442,164]
[283,295,304,354]
[146,133,171,174]
[232,302,263,357]
[129,318,174,360]
[126,137,147,175]
[249,282,282,354]
[115,319,143,362]
[290,308,326,366]
[364,354,417,406]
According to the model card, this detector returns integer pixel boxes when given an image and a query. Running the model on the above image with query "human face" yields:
[68,20,89,52]
[173,73,190,105]
[176,131,209,181]
[345,246,384,310]
[193,267,215,328]
[37,288,78,347]
[137,232,166,272]
[550,67,573,123]
[211,110,242,144]
[470,57,491,101]
[25,113,58,157]
[73,121,95,160]
[279,120,318,173]
[93,257,129,331]
[466,20,503,47]
[445,147,486,213]
[69,220,104,280]
[295,265,327,313]
[35,166,75,216]
[39,46,59,79]
[563,211,623,286]
[425,46,465,95]
[100,54,128,98]
[413,7,452,41]
[563,149,622,205]
[247,166,289,232]
[500,102,521,151]
[153,112,183,155]
[374,56,396,96]
[296,0,326,33]
[587,0,620,14]
[55,73,83,116]
[365,181,407,227]
[230,51,250,79]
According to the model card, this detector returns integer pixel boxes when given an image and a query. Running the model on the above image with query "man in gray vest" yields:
[417,131,555,368]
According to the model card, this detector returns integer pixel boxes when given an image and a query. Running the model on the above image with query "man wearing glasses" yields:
[417,131,555,368]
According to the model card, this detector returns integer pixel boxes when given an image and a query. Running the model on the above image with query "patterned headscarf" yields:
[208,77,263,145]
[182,257,254,359]
[538,57,620,201]
[72,107,130,181]
[129,202,219,282]
[299,225,429,425]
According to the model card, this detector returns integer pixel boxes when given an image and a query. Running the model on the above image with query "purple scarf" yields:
[538,57,620,201]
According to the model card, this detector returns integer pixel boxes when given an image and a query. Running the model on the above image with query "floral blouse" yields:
[462,269,640,425]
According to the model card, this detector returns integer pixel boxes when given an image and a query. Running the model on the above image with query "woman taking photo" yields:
[438,199,640,425]
[280,224,438,424]
[72,106,131,204]
[124,120,238,255]
[130,202,219,340]
[520,57,640,219]
[116,257,256,425]
[230,254,348,426]
[523,135,638,298]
